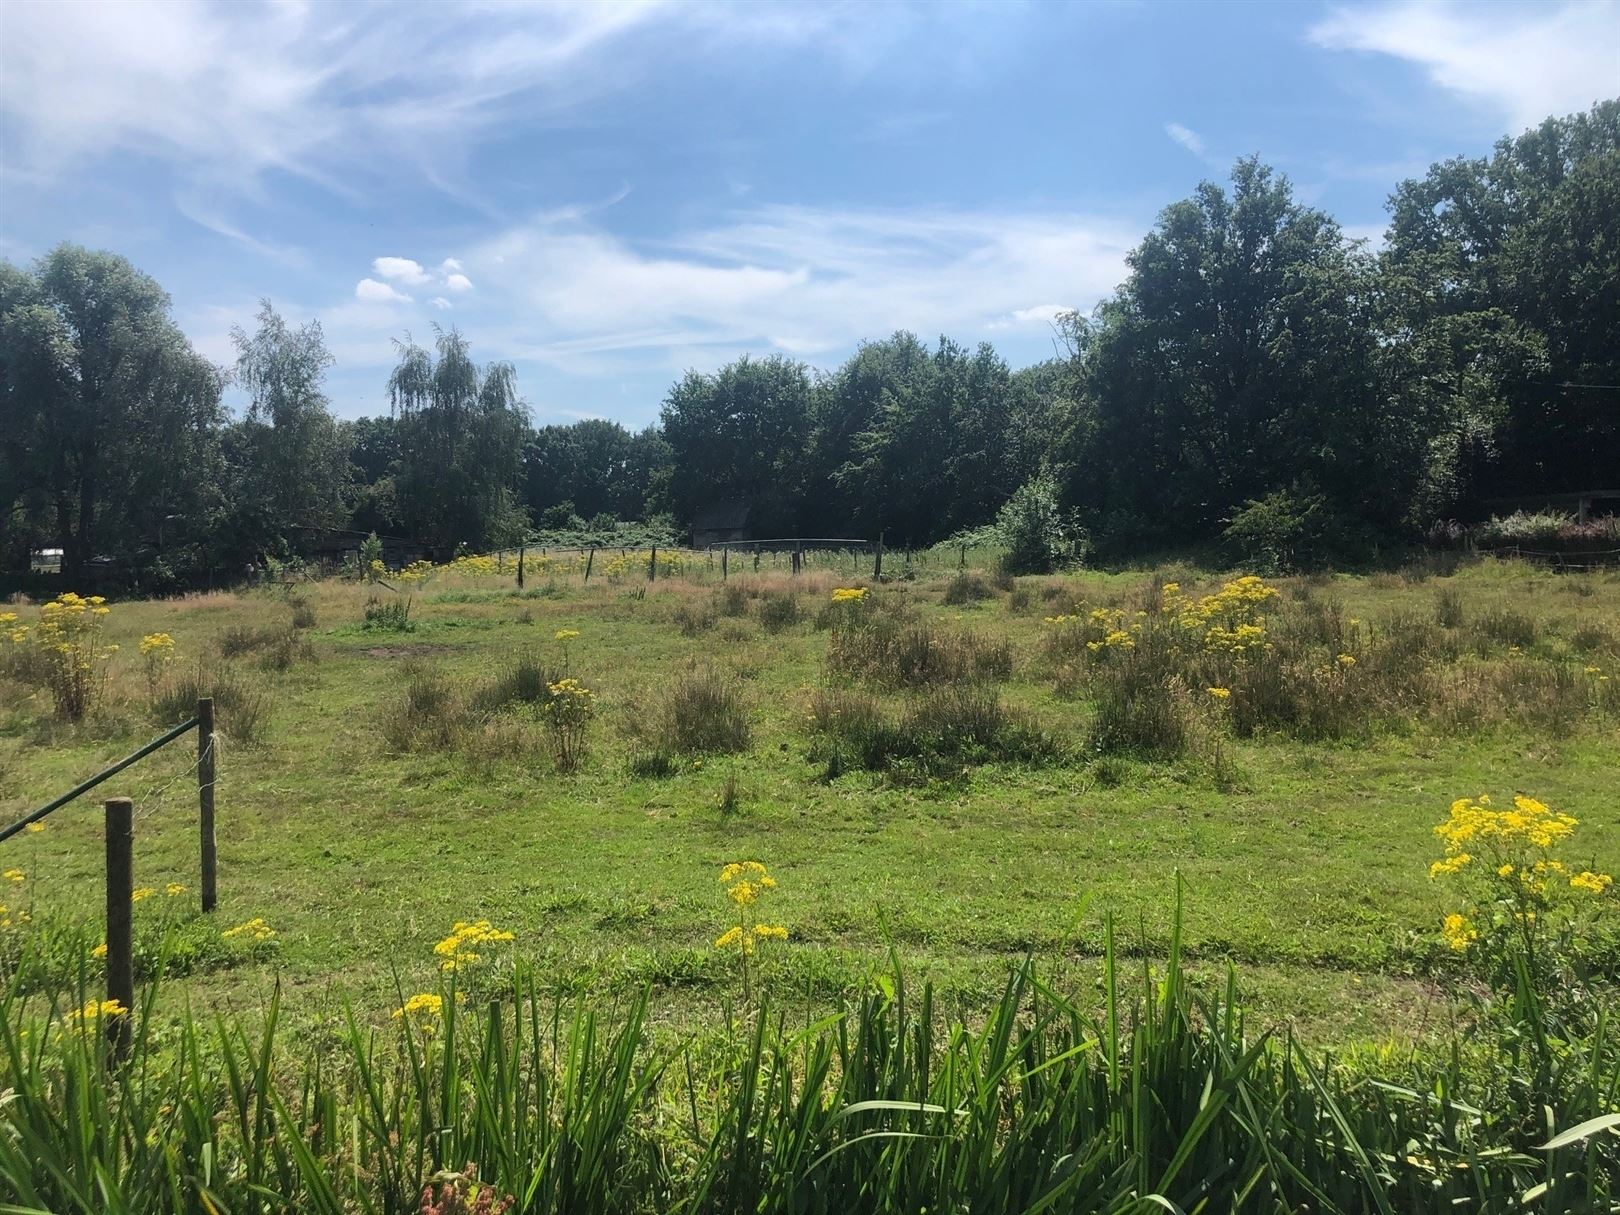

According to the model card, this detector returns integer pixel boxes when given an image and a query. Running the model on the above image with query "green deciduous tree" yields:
[1068,158,1420,551]
[388,328,530,557]
[0,245,224,582]
[659,354,813,536]
[226,301,351,559]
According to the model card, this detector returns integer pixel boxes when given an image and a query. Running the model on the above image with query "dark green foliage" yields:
[996,472,1076,575]
[388,328,530,558]
[1223,485,1336,573]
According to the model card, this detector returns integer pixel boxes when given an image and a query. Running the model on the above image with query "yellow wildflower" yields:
[1206,687,1231,699]
[222,917,276,941]
[1441,914,1478,952]
[393,992,445,1019]
[1570,871,1613,895]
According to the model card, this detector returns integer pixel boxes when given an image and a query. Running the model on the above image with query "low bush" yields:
[713,583,750,617]
[1086,665,1193,758]
[256,629,313,672]
[673,601,715,637]
[217,624,280,658]
[287,593,317,630]
[1473,606,1537,651]
[1435,586,1464,628]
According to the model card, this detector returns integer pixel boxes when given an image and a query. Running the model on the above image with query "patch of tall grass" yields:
[828,615,1012,688]
[627,667,751,772]
[154,663,272,746]
[2,899,1613,1212]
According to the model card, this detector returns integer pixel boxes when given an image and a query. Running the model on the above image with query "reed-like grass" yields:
[1,896,1613,1213]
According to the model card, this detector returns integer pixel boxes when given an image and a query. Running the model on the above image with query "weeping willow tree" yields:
[388,327,530,558]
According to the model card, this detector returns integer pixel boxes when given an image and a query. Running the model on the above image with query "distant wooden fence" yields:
[0,698,219,1061]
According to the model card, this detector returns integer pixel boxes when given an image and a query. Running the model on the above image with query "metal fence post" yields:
[104,796,134,1062]
[198,697,217,913]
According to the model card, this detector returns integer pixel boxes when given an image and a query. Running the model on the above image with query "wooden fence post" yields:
[198,697,217,913]
[649,545,658,581]
[584,547,595,582]
[873,538,884,580]
[516,546,525,590]
[722,546,729,580]
[104,796,134,1062]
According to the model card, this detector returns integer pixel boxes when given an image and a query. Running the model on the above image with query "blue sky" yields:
[2,0,1615,426]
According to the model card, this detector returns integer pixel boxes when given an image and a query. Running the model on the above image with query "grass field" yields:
[3,553,1617,1053]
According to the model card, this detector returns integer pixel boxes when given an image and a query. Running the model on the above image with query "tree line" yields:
[2,101,1615,584]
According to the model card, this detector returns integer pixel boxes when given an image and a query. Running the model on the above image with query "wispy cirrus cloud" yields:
[1309,1,1619,130]
[1165,122,1206,157]
[446,203,1135,373]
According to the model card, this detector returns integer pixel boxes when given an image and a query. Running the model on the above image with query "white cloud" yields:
[0,0,942,203]
[1164,122,1206,157]
[440,258,463,273]
[431,296,453,310]
[354,278,412,304]
[372,256,431,285]
[1309,1,1620,130]
[445,272,474,293]
[453,204,1135,372]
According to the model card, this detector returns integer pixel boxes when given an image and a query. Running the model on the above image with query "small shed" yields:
[692,500,753,548]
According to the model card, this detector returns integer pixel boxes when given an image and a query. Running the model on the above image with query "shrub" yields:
[1086,666,1192,759]
[1222,485,1334,573]
[218,625,280,658]
[808,684,1053,775]
[1473,607,1536,651]
[996,473,1075,575]
[256,629,313,673]
[288,594,317,630]
[1,594,117,721]
[363,595,414,633]
[359,531,384,579]
[713,583,749,617]
[539,678,595,773]
[673,601,715,637]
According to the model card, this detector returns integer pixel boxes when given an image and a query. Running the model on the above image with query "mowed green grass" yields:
[3,556,1617,1048]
